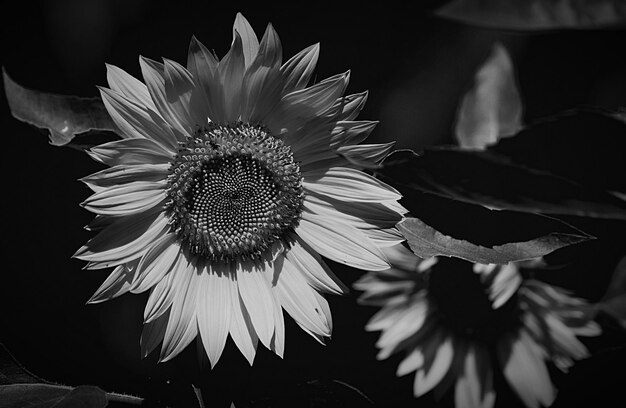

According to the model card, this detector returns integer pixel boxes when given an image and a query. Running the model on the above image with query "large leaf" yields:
[0,344,143,407]
[378,148,626,220]
[455,43,522,149]
[398,216,589,264]
[0,384,107,408]
[234,379,374,408]
[488,110,626,194]
[3,67,119,148]
[435,0,626,30]
[0,344,45,386]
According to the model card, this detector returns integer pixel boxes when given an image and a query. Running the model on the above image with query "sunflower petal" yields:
[75,212,168,268]
[197,264,233,367]
[332,91,368,121]
[99,87,179,150]
[297,214,389,271]
[106,63,155,109]
[273,255,331,338]
[303,194,403,230]
[80,163,170,192]
[286,237,347,295]
[545,313,590,360]
[140,56,191,137]
[218,32,245,121]
[88,137,173,166]
[236,261,276,349]
[337,142,395,165]
[87,263,138,304]
[163,58,204,129]
[160,263,200,362]
[330,120,378,148]
[241,23,283,123]
[131,234,181,293]
[281,43,320,94]
[140,309,169,358]
[81,181,166,216]
[266,274,286,357]
[414,335,454,397]
[143,252,188,323]
[229,268,259,365]
[499,330,556,408]
[233,13,259,69]
[377,297,428,350]
[303,167,401,202]
[397,348,424,376]
[187,36,220,121]
[455,346,496,408]
[280,71,350,121]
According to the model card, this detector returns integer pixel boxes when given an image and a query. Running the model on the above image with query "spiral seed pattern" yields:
[166,123,303,262]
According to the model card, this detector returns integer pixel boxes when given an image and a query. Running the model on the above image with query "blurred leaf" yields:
[398,216,589,264]
[0,344,143,407]
[237,379,375,408]
[0,384,107,408]
[0,344,46,386]
[435,0,626,30]
[489,110,626,193]
[3,67,119,148]
[378,149,626,220]
[455,43,522,149]
[595,256,626,329]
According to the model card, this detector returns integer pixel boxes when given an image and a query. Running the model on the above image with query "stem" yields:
[106,392,145,405]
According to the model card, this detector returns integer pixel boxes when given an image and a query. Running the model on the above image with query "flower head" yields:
[76,13,405,366]
[355,245,600,408]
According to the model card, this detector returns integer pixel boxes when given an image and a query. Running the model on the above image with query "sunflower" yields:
[75,13,405,366]
[354,245,600,408]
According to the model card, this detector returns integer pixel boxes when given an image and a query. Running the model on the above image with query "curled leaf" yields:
[455,43,522,149]
[3,67,119,148]
[398,217,590,264]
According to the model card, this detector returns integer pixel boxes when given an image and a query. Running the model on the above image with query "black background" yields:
[1,1,625,407]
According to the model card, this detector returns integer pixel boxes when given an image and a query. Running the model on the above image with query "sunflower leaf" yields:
[435,0,626,30]
[3,67,119,148]
[0,344,47,386]
[488,109,626,194]
[0,344,143,407]
[398,216,590,264]
[378,147,626,220]
[0,384,108,408]
[455,43,522,149]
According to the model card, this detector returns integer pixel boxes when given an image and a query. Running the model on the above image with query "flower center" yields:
[428,259,522,343]
[166,122,304,262]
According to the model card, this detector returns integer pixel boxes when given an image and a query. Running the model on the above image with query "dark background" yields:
[1,1,625,407]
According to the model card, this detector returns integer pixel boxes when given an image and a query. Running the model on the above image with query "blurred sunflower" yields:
[75,13,405,366]
[355,245,600,408]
